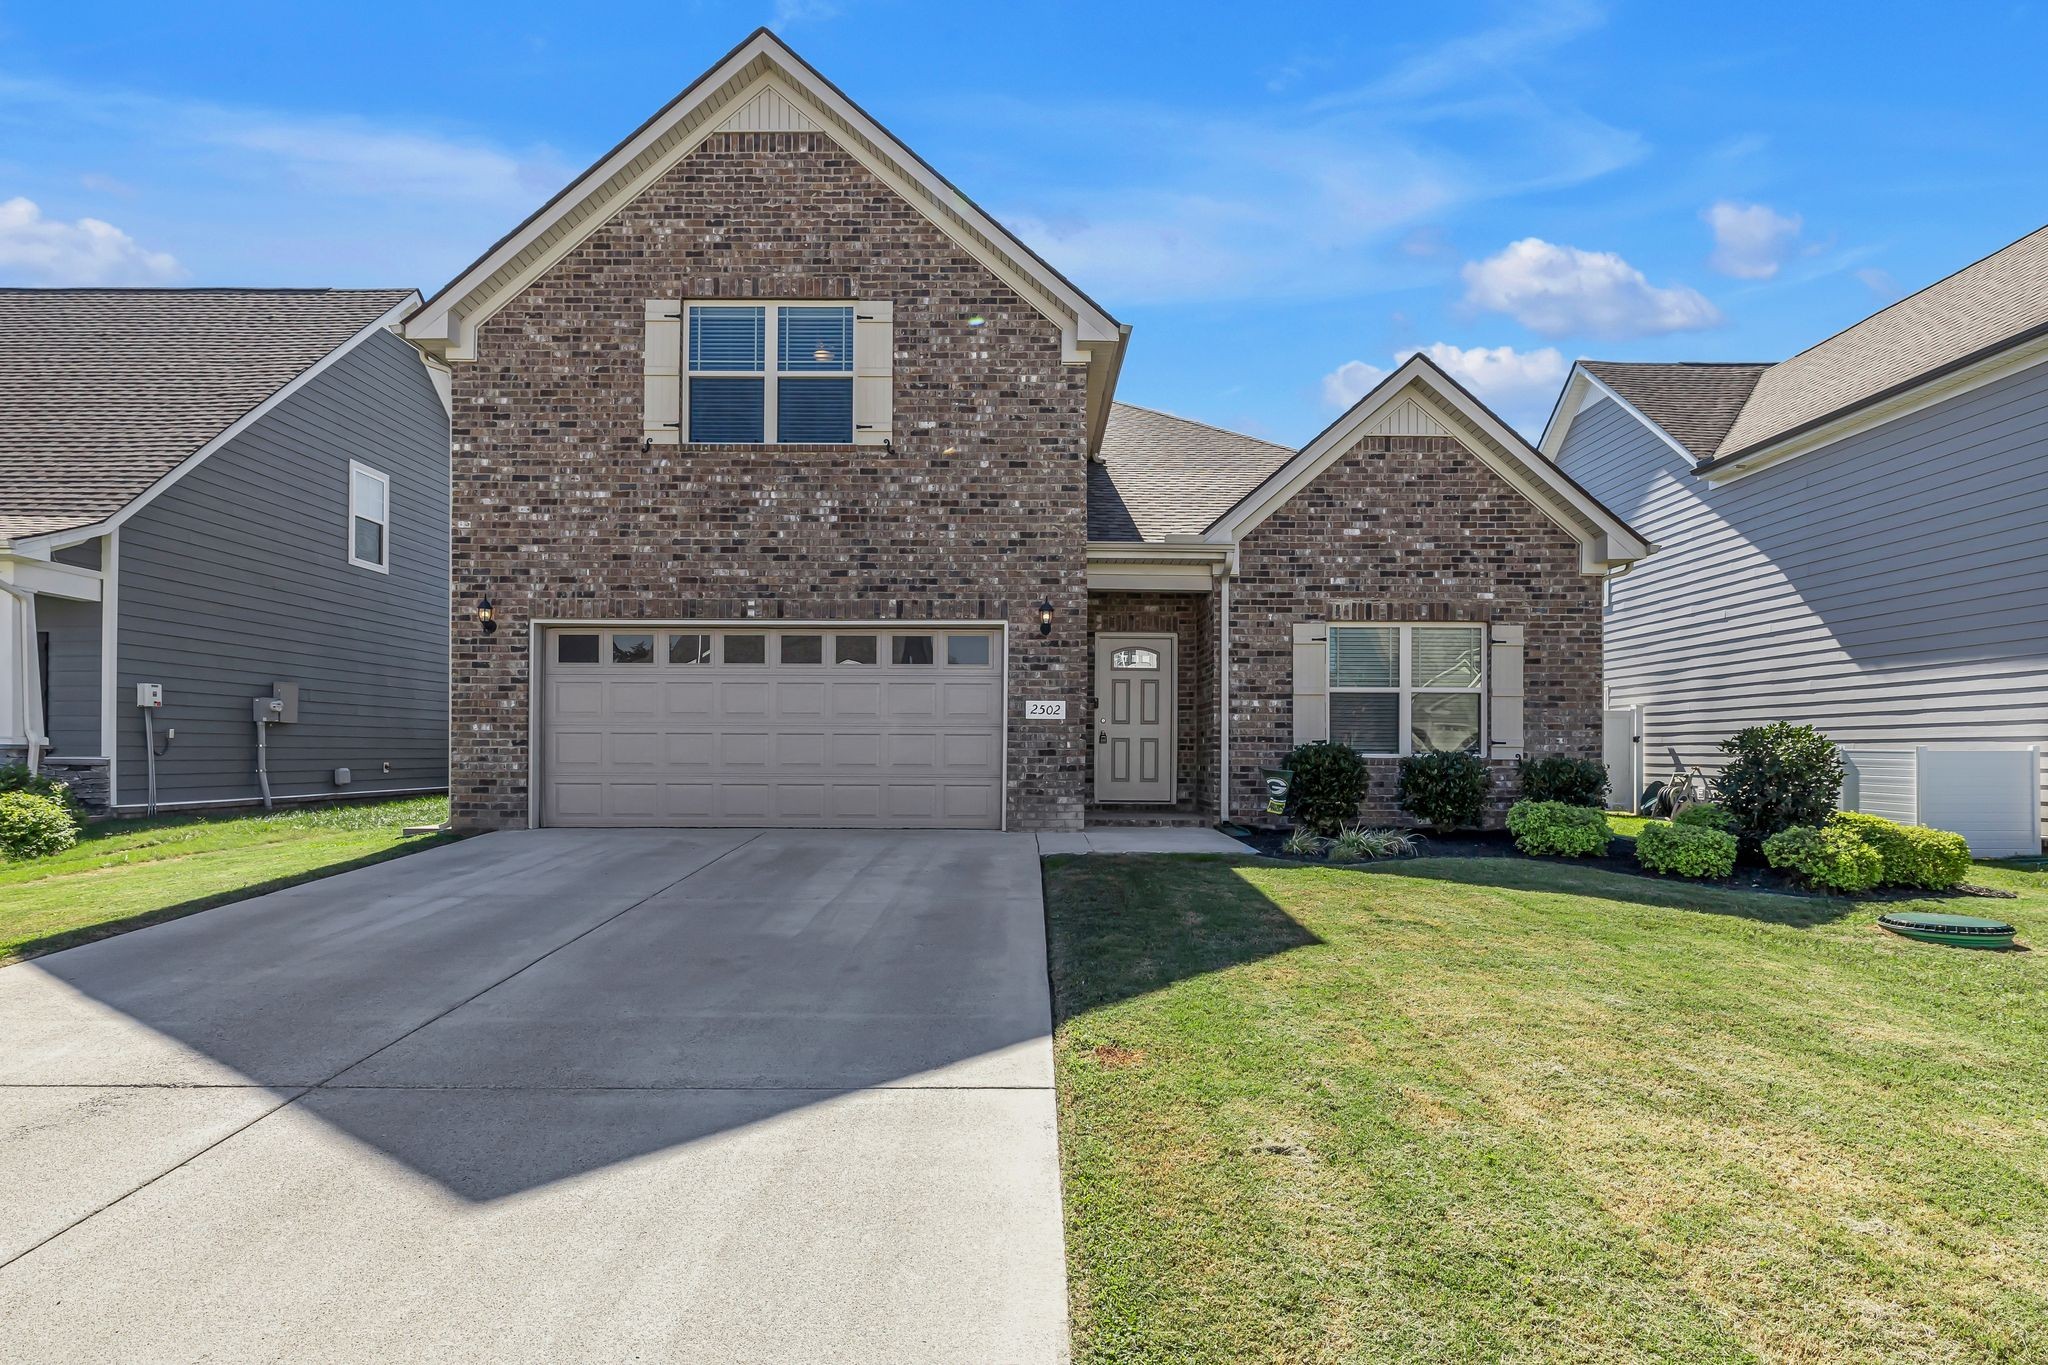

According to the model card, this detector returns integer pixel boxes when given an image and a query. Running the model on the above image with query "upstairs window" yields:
[688,303,855,444]
[348,462,390,573]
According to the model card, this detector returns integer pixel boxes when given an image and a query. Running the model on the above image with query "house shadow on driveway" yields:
[0,830,1322,1208]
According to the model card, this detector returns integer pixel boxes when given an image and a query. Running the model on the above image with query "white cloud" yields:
[1856,266,1900,299]
[1406,341,1569,411]
[1322,359,1390,408]
[1460,237,1721,338]
[1703,200,1803,279]
[1320,341,1568,433]
[771,0,842,30]
[0,196,182,285]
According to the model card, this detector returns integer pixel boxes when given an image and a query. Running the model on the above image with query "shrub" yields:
[1830,811,1972,890]
[1283,741,1369,837]
[1762,824,1883,893]
[1516,755,1609,808]
[1280,828,1325,859]
[0,790,78,861]
[1505,800,1612,858]
[1635,821,1737,879]
[0,762,85,822]
[1672,801,1738,833]
[1327,826,1422,862]
[1713,722,1845,847]
[1397,751,1490,833]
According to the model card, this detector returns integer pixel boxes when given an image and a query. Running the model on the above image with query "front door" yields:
[1094,633,1176,803]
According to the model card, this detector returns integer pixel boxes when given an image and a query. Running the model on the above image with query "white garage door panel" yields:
[542,627,1003,829]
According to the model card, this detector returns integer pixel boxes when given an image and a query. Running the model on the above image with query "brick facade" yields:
[1227,433,1604,827]
[448,131,1091,831]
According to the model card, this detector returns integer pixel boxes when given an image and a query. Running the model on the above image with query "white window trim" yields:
[685,301,855,445]
[347,461,391,574]
[1328,623,1486,758]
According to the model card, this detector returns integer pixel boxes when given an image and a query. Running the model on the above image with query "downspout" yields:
[0,580,46,775]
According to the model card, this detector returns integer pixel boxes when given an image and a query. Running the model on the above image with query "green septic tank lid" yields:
[1877,911,2018,950]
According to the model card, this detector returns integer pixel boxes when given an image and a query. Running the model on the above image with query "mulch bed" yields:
[1224,826,2015,901]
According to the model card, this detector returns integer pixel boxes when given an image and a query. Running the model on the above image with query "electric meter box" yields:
[135,683,163,708]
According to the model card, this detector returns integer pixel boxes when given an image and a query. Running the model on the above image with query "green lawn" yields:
[1046,852,2048,1363]
[0,795,454,964]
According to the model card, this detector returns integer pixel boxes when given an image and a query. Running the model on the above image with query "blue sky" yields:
[2,0,2042,439]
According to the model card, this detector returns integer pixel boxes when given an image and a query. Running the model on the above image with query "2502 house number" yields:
[1024,700,1066,720]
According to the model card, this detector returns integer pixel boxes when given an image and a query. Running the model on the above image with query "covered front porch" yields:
[1085,542,1230,827]
[1,539,110,806]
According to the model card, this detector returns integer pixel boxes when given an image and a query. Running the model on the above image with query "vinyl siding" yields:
[114,328,449,807]
[1555,360,2048,837]
[37,594,100,757]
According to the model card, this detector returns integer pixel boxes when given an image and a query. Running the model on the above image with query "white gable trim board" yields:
[1538,364,1697,466]
[404,33,1120,368]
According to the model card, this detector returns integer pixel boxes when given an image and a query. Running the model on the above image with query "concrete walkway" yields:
[0,829,1066,1363]
[1037,827,1250,855]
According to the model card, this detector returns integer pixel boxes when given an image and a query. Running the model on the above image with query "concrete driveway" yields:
[0,829,1066,1363]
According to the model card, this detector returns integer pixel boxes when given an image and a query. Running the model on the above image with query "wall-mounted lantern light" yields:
[1038,600,1054,637]
[478,597,497,635]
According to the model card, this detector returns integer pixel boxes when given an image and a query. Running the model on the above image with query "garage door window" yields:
[946,635,991,666]
[557,634,600,664]
[668,633,711,665]
[612,634,654,664]
[892,635,935,666]
[780,634,823,665]
[835,635,877,665]
[724,634,767,665]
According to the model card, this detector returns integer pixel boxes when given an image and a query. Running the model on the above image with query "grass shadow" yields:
[1,834,461,966]
[1042,853,1324,1026]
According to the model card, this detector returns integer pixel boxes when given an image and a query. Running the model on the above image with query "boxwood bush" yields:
[1672,801,1738,832]
[1516,755,1608,808]
[0,789,78,861]
[1282,741,1370,837]
[1635,820,1737,879]
[1505,799,1612,858]
[1713,722,1845,848]
[0,761,85,822]
[1397,751,1490,833]
[1762,823,1883,893]
[1831,811,1972,890]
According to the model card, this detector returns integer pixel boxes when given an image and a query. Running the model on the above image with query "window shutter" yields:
[853,300,894,447]
[1292,622,1329,746]
[1488,622,1525,761]
[644,299,681,446]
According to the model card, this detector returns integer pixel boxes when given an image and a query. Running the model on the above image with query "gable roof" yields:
[1577,361,1769,461]
[1089,403,1292,543]
[405,28,1122,377]
[1208,354,1652,573]
[0,288,416,545]
[1710,223,2048,466]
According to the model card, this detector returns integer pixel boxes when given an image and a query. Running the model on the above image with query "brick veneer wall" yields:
[1088,590,1216,811]
[449,130,1092,831]
[1228,433,1604,827]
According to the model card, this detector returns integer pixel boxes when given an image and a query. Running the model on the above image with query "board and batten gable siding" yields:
[1553,359,2048,836]
[114,327,449,808]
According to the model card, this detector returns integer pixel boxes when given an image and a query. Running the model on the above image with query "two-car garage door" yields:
[541,625,1004,829]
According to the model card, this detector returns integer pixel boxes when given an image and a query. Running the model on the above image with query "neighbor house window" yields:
[348,462,390,572]
[688,303,854,444]
[1328,624,1483,757]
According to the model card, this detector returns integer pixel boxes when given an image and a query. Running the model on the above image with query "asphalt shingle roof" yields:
[1091,402,1292,543]
[0,288,411,542]
[1714,223,2048,461]
[1579,361,1770,461]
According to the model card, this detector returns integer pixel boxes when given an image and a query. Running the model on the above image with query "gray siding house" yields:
[1543,225,2048,856]
[0,289,451,812]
